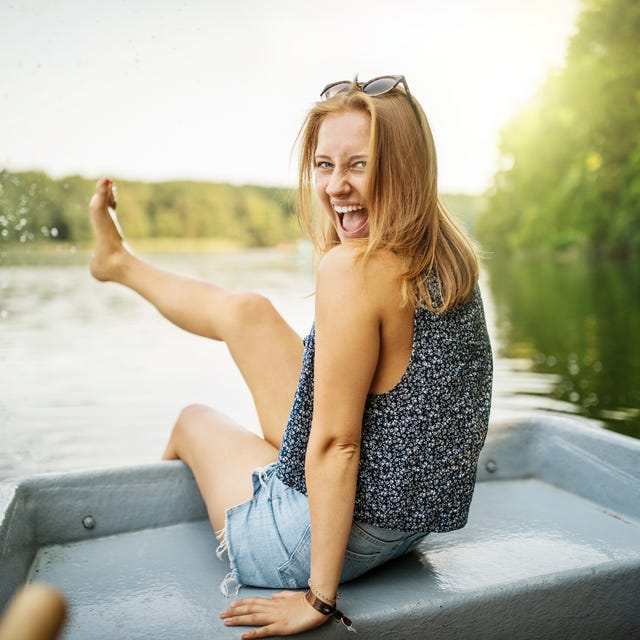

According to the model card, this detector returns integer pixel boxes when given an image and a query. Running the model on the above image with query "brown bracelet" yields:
[305,589,335,616]
[305,590,356,633]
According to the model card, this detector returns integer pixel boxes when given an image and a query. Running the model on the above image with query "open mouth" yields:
[334,204,369,238]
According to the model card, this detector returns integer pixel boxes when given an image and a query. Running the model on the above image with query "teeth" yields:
[334,205,365,214]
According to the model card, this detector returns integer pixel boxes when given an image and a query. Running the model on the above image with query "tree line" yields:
[0,171,300,248]
[476,0,640,256]
[0,169,480,249]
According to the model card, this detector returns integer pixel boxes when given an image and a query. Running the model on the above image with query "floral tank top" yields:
[276,285,493,532]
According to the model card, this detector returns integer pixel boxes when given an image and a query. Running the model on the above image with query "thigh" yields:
[163,404,279,531]
[223,293,304,449]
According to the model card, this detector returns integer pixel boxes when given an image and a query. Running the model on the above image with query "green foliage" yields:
[476,0,640,255]
[0,171,299,248]
[0,169,478,249]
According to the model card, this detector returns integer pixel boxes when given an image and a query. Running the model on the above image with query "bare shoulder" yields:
[315,245,413,395]
[316,243,363,277]
[317,244,404,297]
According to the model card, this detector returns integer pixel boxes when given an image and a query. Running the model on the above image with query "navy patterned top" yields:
[275,284,493,532]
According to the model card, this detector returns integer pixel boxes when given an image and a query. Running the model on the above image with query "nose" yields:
[326,168,350,198]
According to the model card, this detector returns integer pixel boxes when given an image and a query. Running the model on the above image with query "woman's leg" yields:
[162,404,278,531]
[89,179,302,448]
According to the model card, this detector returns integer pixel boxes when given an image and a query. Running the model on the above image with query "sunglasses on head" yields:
[320,75,411,100]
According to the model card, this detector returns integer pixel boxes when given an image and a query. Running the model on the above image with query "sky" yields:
[1,0,581,194]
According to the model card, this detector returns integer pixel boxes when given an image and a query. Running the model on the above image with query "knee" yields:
[175,402,214,427]
[229,292,278,329]
[169,403,210,445]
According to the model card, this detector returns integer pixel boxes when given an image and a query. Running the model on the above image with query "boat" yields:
[1,414,639,639]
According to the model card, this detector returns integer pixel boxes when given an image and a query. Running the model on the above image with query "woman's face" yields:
[314,110,371,242]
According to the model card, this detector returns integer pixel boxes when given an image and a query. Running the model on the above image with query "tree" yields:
[476,0,640,255]
[0,171,300,248]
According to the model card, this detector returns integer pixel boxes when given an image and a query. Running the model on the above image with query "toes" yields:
[91,179,117,210]
[94,178,111,193]
[108,185,117,210]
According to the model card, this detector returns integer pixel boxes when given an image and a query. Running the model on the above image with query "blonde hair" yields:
[296,87,479,313]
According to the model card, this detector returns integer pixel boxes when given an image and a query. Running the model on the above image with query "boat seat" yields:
[1,416,639,638]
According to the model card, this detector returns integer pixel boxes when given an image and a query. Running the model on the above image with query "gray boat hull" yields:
[1,415,639,639]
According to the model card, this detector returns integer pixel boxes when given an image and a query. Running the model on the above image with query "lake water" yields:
[1,246,638,482]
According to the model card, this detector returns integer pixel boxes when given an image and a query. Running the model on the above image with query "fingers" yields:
[220,596,285,632]
[220,598,273,624]
[222,592,292,612]
[223,612,272,626]
[219,591,326,637]
[223,592,291,609]
[239,624,279,639]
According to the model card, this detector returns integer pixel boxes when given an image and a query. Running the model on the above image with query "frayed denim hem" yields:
[220,569,242,597]
[215,527,228,560]
[216,526,244,597]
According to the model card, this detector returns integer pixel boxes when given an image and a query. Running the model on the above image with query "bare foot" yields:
[89,178,131,282]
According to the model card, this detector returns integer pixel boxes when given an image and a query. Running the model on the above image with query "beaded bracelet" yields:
[308,579,341,603]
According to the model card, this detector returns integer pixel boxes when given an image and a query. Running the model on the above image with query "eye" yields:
[315,160,333,169]
[354,160,367,169]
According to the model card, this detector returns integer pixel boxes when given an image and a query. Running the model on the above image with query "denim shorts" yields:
[218,462,428,595]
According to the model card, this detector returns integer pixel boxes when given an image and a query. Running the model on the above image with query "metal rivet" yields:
[485,459,498,473]
[82,515,96,530]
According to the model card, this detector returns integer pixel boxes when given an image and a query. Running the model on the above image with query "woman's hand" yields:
[220,590,329,638]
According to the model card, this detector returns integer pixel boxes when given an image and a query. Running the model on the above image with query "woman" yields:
[89,75,492,638]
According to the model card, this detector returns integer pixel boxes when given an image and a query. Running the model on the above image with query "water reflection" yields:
[484,256,640,438]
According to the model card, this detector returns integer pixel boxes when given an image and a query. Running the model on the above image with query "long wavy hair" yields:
[296,86,479,313]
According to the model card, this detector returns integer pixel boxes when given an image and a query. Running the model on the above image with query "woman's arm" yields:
[305,244,381,603]
[220,245,383,637]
